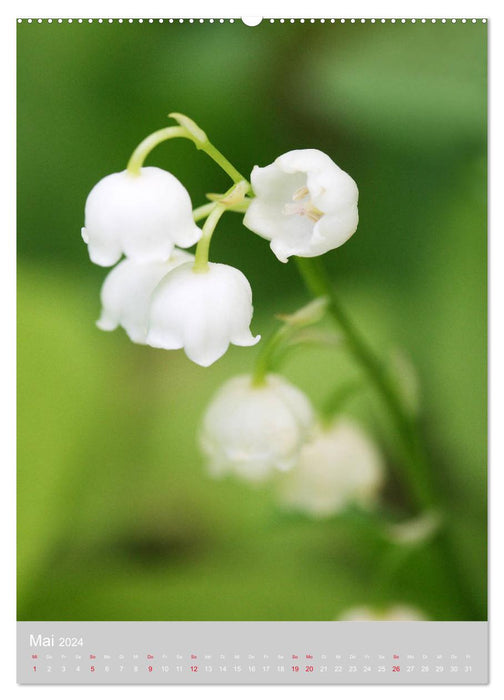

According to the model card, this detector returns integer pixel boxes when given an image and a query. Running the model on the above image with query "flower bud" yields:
[82,167,201,266]
[96,249,194,343]
[277,418,384,517]
[244,149,358,263]
[146,262,260,367]
[199,374,315,482]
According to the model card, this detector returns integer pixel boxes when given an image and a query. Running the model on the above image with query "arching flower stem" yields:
[192,180,251,273]
[252,297,329,387]
[127,126,189,175]
[252,324,292,387]
[192,202,217,223]
[193,198,252,223]
[295,255,483,620]
[127,114,248,185]
[295,256,434,510]
[192,204,226,273]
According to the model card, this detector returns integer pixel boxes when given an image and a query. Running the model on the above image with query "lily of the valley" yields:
[199,374,315,482]
[82,167,201,266]
[97,249,194,343]
[146,262,260,367]
[278,418,384,517]
[244,149,359,263]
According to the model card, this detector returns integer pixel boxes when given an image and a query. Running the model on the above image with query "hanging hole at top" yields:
[242,16,263,27]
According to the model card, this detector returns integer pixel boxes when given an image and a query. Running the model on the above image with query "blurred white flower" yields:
[82,167,201,267]
[146,262,260,367]
[278,418,384,518]
[339,605,426,621]
[244,149,358,263]
[199,374,315,482]
[96,249,194,343]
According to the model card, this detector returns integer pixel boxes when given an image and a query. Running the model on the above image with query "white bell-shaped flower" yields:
[199,374,315,482]
[146,262,260,367]
[82,167,201,266]
[96,249,194,343]
[244,149,359,262]
[339,605,426,621]
[278,418,384,517]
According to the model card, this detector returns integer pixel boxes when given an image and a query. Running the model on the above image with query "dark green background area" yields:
[17,20,487,621]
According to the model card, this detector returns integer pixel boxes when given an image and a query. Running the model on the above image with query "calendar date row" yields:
[32,663,474,674]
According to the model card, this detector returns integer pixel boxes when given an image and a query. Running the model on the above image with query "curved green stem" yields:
[192,181,251,271]
[295,255,483,619]
[193,194,252,224]
[200,139,247,185]
[127,118,247,185]
[192,204,226,273]
[295,256,435,511]
[252,325,292,386]
[127,126,192,175]
[192,202,216,222]
[252,297,329,387]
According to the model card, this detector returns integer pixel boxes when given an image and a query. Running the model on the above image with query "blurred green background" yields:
[17,19,486,621]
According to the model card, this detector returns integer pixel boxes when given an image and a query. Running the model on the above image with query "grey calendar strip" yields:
[17,621,488,684]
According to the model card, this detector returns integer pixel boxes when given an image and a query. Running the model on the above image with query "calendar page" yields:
[16,15,488,685]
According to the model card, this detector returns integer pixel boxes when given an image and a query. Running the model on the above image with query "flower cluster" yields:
[199,373,385,517]
[80,115,442,620]
[81,118,358,367]
[82,167,260,366]
[83,115,374,510]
